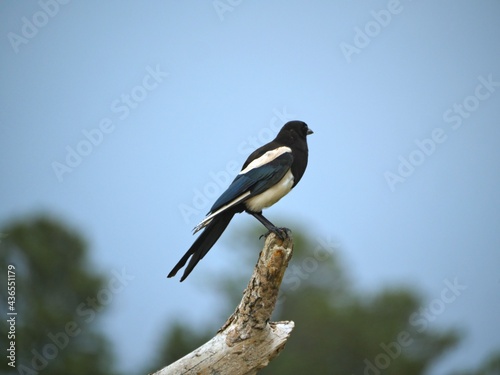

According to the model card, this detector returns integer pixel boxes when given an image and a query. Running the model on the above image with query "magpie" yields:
[168,120,313,281]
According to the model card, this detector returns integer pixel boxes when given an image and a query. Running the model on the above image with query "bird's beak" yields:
[307,128,314,135]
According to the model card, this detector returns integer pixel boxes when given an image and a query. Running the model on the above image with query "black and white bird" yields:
[168,120,313,281]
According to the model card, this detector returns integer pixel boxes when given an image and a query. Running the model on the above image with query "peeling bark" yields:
[152,231,295,375]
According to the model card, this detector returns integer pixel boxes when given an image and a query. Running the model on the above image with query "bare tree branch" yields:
[152,231,295,375]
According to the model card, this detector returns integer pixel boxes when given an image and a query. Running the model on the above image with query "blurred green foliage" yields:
[1,216,497,375]
[0,216,119,375]
[147,226,500,375]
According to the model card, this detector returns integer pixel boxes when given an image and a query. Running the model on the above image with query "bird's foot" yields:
[259,227,290,240]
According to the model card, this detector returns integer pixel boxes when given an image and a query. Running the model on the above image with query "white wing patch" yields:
[239,146,292,175]
[192,146,292,234]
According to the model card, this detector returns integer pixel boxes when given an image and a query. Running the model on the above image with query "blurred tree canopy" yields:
[148,227,468,374]
[3,216,497,375]
[0,216,119,375]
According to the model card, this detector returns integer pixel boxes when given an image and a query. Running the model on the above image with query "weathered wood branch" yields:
[152,231,295,375]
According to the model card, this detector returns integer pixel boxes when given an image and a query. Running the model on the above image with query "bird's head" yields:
[278,120,314,142]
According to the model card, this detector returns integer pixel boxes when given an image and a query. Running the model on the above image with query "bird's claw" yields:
[259,227,290,240]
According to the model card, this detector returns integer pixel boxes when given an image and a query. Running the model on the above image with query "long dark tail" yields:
[167,210,235,281]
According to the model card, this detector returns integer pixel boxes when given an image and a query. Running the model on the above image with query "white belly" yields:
[245,170,294,212]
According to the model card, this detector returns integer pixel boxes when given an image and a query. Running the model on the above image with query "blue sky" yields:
[1,1,500,374]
